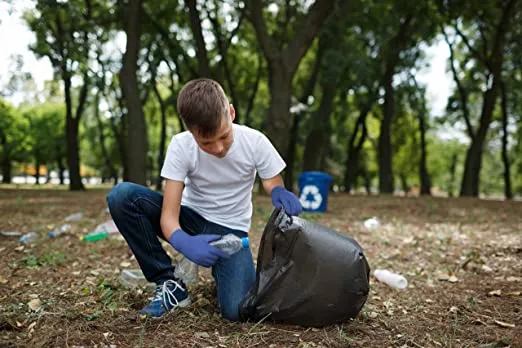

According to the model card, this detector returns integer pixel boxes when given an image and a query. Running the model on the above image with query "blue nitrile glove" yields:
[271,186,303,216]
[169,229,229,267]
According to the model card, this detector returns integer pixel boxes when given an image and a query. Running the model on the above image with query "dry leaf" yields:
[27,322,36,331]
[438,274,450,281]
[494,320,515,328]
[28,299,42,311]
[449,306,459,313]
[0,277,8,284]
[506,276,521,282]
[448,276,458,283]
[120,261,131,267]
[488,290,502,296]
[368,311,378,319]
[481,265,493,272]
[425,299,434,303]
[195,331,210,339]
[506,291,521,296]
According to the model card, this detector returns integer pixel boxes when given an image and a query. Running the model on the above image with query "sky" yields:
[0,1,453,117]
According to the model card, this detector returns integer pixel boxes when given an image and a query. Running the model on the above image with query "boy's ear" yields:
[230,104,235,122]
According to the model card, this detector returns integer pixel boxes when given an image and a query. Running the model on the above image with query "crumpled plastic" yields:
[239,208,370,327]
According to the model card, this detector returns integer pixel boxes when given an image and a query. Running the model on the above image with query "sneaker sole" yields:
[143,297,192,320]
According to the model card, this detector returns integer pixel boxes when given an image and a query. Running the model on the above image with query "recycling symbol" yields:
[299,185,323,210]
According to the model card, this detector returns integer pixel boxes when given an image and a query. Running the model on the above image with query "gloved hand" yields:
[271,186,302,216]
[169,229,229,267]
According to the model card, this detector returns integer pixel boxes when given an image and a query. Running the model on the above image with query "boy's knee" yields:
[106,182,136,212]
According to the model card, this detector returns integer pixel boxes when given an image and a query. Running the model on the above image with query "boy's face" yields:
[192,104,235,158]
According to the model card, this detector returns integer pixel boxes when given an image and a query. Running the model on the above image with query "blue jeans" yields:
[106,182,256,321]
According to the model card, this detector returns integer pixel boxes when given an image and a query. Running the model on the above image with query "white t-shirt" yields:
[161,124,286,232]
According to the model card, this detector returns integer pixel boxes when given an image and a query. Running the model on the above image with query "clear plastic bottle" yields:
[20,232,38,244]
[174,234,249,285]
[49,224,72,238]
[374,269,408,289]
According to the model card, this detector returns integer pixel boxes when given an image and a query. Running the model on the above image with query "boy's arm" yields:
[261,174,284,195]
[261,174,303,216]
[160,179,184,240]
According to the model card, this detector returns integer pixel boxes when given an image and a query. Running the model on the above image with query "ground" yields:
[0,186,520,348]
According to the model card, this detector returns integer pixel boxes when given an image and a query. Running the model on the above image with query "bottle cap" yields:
[242,237,249,248]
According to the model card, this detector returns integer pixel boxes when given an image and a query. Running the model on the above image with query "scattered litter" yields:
[374,269,408,289]
[1,231,22,237]
[49,224,71,238]
[19,232,38,244]
[93,220,119,234]
[119,269,154,289]
[80,230,109,242]
[195,331,210,339]
[65,212,84,222]
[363,217,380,230]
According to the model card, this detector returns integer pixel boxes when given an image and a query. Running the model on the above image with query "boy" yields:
[107,78,302,321]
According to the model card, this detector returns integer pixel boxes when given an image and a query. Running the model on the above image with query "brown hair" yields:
[177,78,230,138]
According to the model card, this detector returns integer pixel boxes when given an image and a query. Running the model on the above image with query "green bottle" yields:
[80,230,109,242]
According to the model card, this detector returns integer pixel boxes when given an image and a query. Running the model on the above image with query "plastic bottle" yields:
[49,224,71,238]
[65,212,84,222]
[374,269,408,289]
[80,230,109,242]
[174,234,249,285]
[20,232,38,244]
[119,269,155,289]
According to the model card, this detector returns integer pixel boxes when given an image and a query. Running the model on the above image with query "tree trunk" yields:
[302,83,335,171]
[56,144,65,185]
[460,0,516,197]
[0,132,12,184]
[63,70,85,191]
[344,98,373,193]
[152,79,168,192]
[34,154,41,185]
[500,81,512,200]
[448,154,458,197]
[399,173,409,196]
[378,70,395,194]
[248,0,336,157]
[94,92,118,185]
[120,0,147,186]
[418,108,432,195]
[265,61,293,154]
[186,0,212,77]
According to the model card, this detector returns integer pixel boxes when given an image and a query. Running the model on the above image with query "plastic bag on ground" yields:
[239,208,370,327]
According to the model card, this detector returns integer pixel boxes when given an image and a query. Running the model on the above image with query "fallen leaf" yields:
[494,320,515,328]
[368,311,378,319]
[27,322,36,331]
[506,276,521,282]
[28,299,42,311]
[488,290,501,297]
[481,265,493,272]
[15,246,24,252]
[438,274,450,281]
[448,276,458,283]
[72,271,81,276]
[449,306,459,313]
[120,261,131,268]
[0,277,8,284]
[425,299,434,303]
[195,331,210,339]
[90,270,99,276]
[506,291,521,296]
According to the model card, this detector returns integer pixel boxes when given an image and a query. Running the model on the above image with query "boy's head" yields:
[177,78,235,158]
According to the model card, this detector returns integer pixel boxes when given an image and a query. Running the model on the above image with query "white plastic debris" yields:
[65,212,84,222]
[374,269,408,289]
[93,220,119,234]
[363,217,380,230]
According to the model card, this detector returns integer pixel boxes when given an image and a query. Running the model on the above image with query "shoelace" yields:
[152,279,186,309]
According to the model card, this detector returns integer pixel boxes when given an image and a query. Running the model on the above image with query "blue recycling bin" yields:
[298,171,333,213]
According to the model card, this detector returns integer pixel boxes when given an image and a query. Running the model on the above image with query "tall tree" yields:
[246,0,337,163]
[120,0,147,185]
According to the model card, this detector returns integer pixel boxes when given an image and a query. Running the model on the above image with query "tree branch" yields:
[442,28,475,140]
[284,0,336,72]
[246,0,279,62]
[143,8,198,79]
[454,23,491,70]
[185,0,212,77]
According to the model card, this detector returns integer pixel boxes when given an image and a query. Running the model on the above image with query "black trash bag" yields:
[239,208,370,327]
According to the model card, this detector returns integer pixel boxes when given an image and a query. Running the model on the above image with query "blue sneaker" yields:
[140,279,190,318]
